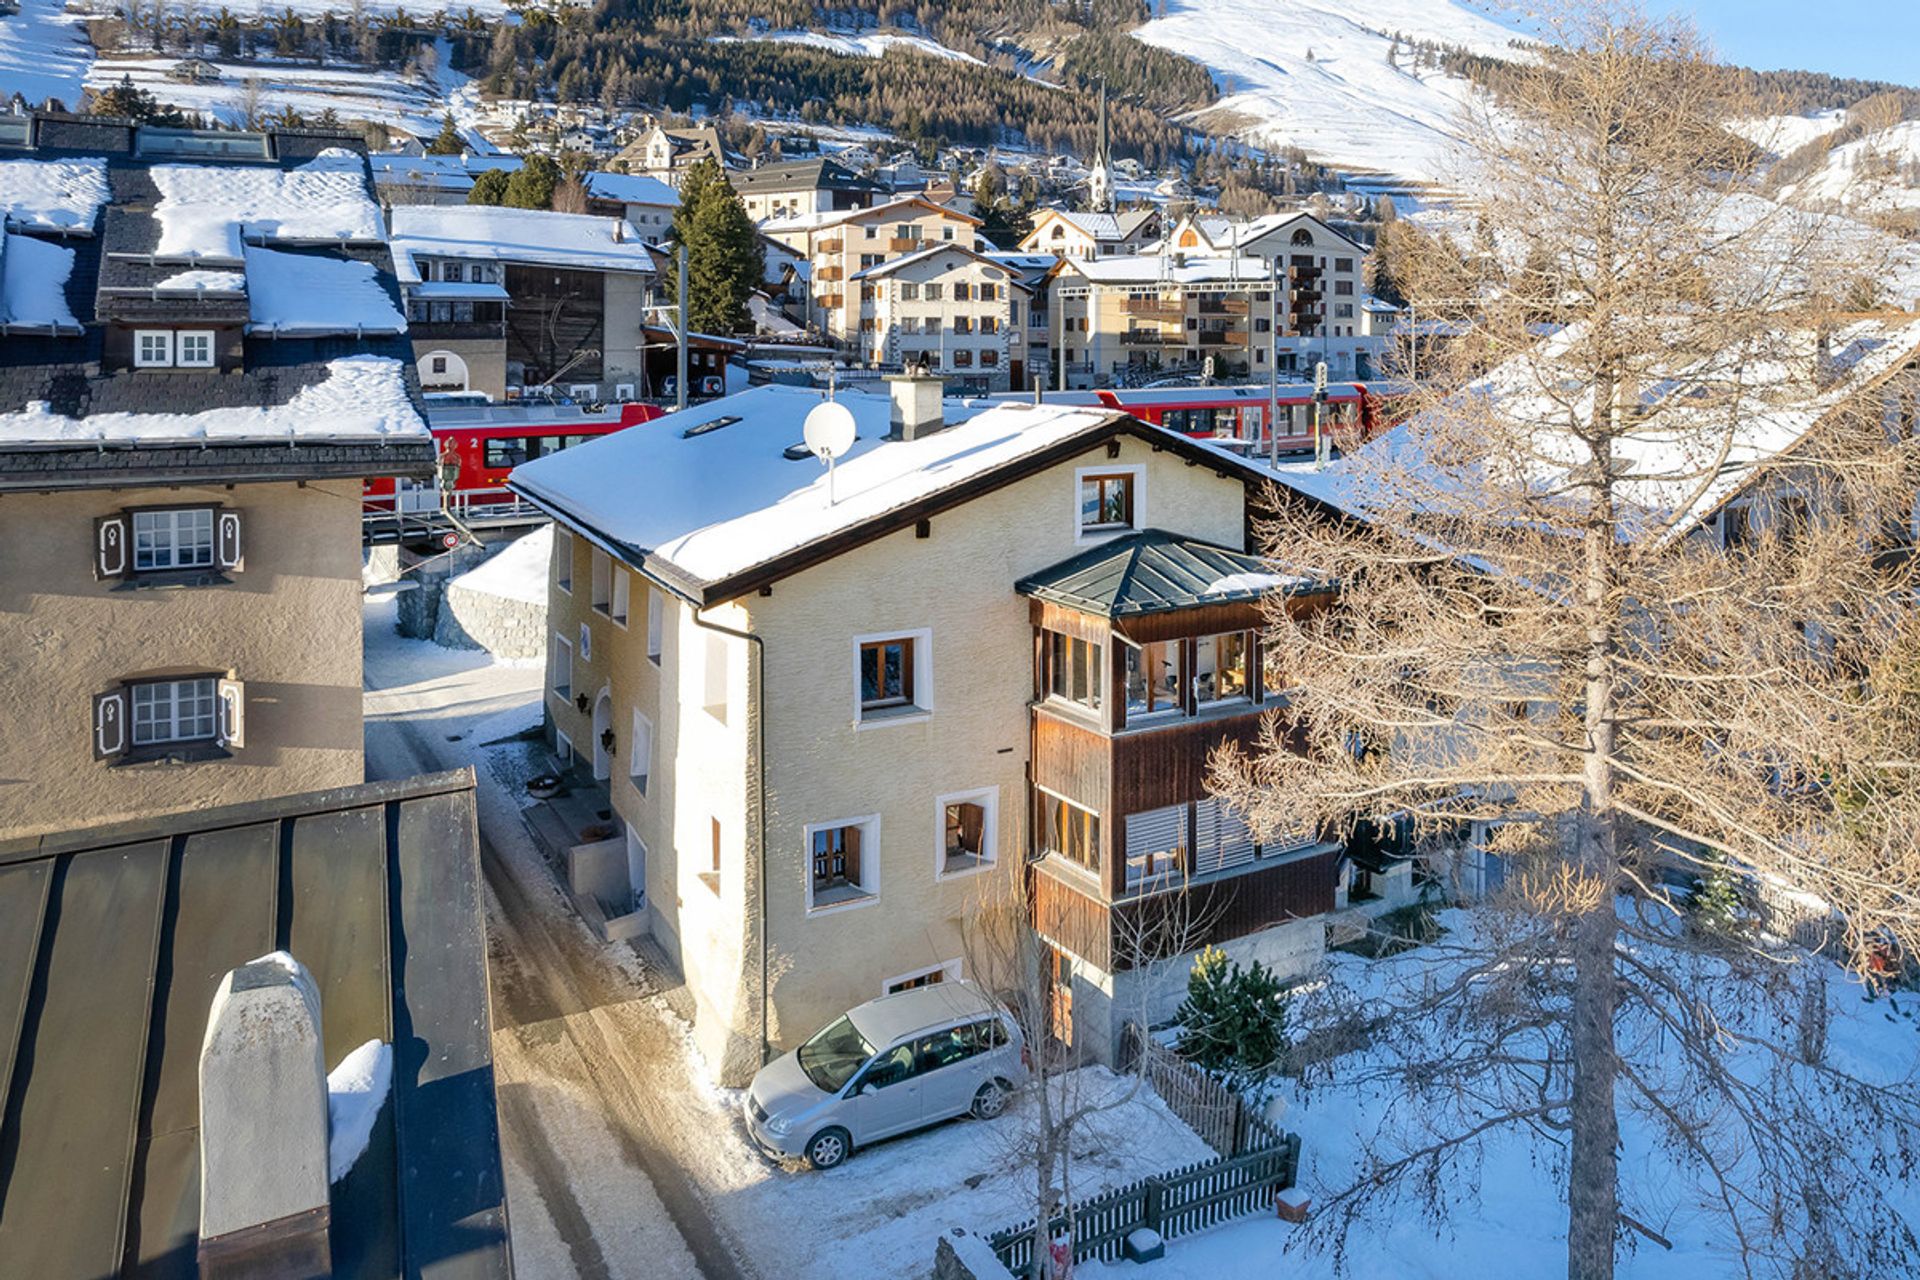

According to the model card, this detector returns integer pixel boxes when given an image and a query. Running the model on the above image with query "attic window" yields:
[681,415,743,439]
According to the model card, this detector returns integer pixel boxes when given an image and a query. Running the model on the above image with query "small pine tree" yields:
[503,153,560,209]
[427,113,464,155]
[1691,853,1746,940]
[467,168,511,206]
[1174,946,1289,1086]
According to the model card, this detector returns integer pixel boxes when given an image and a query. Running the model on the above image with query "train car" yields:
[997,381,1408,456]
[363,399,665,532]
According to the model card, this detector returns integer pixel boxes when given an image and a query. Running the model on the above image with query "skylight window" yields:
[681,415,743,439]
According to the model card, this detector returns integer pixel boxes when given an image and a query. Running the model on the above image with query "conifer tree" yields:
[666,158,764,336]
[427,113,464,155]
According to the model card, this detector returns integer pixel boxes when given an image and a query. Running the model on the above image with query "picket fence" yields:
[985,1031,1300,1276]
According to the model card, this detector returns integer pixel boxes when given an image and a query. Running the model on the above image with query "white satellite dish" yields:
[802,400,857,505]
[803,400,857,461]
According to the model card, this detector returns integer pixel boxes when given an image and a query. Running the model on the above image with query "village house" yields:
[734,155,888,223]
[851,243,1026,393]
[612,123,735,187]
[367,151,522,206]
[0,113,435,842]
[583,169,680,243]
[1019,207,1165,261]
[387,203,657,401]
[761,196,987,353]
[506,376,1402,1082]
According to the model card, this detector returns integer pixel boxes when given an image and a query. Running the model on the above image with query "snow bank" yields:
[449,524,552,606]
[151,149,385,260]
[1,232,78,328]
[0,354,429,444]
[0,155,109,232]
[244,246,406,335]
[1199,571,1299,597]
[326,1039,393,1183]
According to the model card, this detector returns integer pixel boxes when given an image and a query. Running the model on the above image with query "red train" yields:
[362,400,665,531]
[1006,381,1404,455]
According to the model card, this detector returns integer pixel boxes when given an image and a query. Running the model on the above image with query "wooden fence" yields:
[984,1132,1301,1276]
[1119,1022,1285,1158]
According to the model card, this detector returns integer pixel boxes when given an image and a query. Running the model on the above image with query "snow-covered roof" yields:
[509,383,1129,591]
[367,152,521,192]
[243,246,406,336]
[150,149,386,260]
[0,355,428,445]
[760,195,982,235]
[1223,209,1367,255]
[0,233,80,330]
[154,268,247,295]
[388,204,653,279]
[0,156,109,234]
[584,170,680,208]
[850,243,1010,280]
[409,280,510,301]
[1060,254,1272,285]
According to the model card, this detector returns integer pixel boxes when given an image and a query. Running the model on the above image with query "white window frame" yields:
[554,527,573,594]
[131,507,216,572]
[611,567,631,628]
[130,676,219,746]
[629,708,653,795]
[852,628,933,729]
[1074,463,1145,545]
[935,786,999,879]
[590,548,613,616]
[647,588,663,664]
[550,630,572,699]
[882,958,963,996]
[133,329,175,368]
[176,330,215,368]
[804,813,882,915]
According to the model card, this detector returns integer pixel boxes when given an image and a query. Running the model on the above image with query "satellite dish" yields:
[803,401,857,462]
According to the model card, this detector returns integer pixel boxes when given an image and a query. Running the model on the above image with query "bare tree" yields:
[1210,5,1920,1279]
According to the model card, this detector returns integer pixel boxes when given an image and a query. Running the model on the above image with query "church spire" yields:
[1088,79,1114,214]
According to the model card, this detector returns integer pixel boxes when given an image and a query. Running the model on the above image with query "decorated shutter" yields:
[93,687,129,760]
[94,514,129,579]
[216,678,245,749]
[1124,805,1186,886]
[216,509,244,572]
[578,620,592,663]
[1194,797,1256,876]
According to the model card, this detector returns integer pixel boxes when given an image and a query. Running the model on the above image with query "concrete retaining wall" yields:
[434,578,548,660]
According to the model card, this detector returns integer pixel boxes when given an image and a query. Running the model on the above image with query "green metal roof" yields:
[1016,528,1308,618]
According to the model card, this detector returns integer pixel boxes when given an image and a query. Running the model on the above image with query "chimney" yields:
[886,363,945,441]
[198,953,332,1280]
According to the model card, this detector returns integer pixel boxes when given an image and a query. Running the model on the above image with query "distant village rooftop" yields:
[387,203,654,280]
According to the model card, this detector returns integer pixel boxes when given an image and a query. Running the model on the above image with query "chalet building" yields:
[507,377,1393,1081]
[583,169,680,243]
[851,243,1026,393]
[735,156,887,223]
[388,203,657,401]
[612,123,734,187]
[1019,207,1164,261]
[761,197,987,353]
[0,113,435,842]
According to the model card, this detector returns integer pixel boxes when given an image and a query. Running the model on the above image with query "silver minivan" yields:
[743,981,1028,1169]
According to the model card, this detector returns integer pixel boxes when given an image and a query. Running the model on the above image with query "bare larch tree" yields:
[1210,4,1920,1278]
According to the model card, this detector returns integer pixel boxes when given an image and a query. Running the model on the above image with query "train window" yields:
[484,439,529,469]
[1163,409,1191,433]
[564,435,593,450]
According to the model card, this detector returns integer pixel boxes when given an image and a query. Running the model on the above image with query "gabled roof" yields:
[507,383,1276,604]
[1016,528,1313,617]
[1021,207,1162,248]
[762,195,982,235]
[389,204,653,278]
[1218,209,1367,257]
[583,169,680,208]
[0,770,510,1280]
[850,241,1014,281]
[731,156,886,196]
[1056,253,1272,286]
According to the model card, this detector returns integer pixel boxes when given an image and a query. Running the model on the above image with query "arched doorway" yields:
[592,688,613,781]
[418,349,469,393]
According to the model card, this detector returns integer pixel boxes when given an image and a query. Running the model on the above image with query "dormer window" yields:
[135,330,173,367]
[134,329,215,369]
[178,331,214,367]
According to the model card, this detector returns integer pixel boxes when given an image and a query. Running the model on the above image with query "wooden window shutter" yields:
[216,509,244,571]
[216,678,245,749]
[94,514,129,579]
[93,687,129,760]
[843,825,862,887]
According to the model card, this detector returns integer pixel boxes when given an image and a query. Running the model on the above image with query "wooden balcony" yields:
[1196,297,1249,316]
[888,236,921,252]
[817,264,845,282]
[1123,298,1184,320]
[818,239,843,254]
[819,293,845,310]
[1197,329,1243,346]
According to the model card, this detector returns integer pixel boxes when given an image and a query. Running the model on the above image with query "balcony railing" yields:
[1121,329,1175,346]
[1196,297,1248,315]
[817,265,844,282]
[819,293,845,310]
[1123,298,1184,319]
[888,237,921,252]
[818,239,843,254]
[1198,330,1243,346]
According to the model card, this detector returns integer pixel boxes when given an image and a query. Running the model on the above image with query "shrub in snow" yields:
[1174,946,1289,1087]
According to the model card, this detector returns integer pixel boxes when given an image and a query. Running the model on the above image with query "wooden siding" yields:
[1113,601,1263,645]
[1032,862,1111,970]
[1033,707,1111,813]
[1111,712,1266,814]
[1031,598,1111,644]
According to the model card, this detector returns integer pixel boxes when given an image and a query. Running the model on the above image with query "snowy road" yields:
[361,596,752,1280]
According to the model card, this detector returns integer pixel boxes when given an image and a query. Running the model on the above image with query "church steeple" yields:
[1087,79,1114,214]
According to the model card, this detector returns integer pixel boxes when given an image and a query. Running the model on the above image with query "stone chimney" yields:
[198,953,332,1280]
[886,364,945,441]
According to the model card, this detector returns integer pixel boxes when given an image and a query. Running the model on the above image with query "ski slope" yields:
[0,0,94,107]
[1131,0,1528,186]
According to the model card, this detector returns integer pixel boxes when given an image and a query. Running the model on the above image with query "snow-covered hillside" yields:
[0,0,94,106]
[711,30,987,66]
[1131,0,1528,188]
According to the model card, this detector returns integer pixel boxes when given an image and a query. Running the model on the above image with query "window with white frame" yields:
[647,588,663,664]
[704,632,728,722]
[554,528,573,593]
[611,568,631,627]
[134,330,174,368]
[176,330,215,367]
[629,709,653,794]
[590,548,612,615]
[1076,464,1143,540]
[132,508,215,571]
[854,630,932,725]
[937,787,998,876]
[550,631,572,698]
[807,814,881,910]
[131,677,218,746]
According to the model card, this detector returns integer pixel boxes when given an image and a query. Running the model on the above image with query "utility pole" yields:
[1312,358,1329,470]
[1267,255,1280,467]
[676,242,689,413]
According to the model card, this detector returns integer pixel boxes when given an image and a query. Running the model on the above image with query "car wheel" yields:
[971,1080,1011,1120]
[805,1127,851,1170]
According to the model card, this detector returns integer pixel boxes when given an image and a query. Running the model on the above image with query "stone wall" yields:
[933,1228,1010,1280]
[434,577,548,660]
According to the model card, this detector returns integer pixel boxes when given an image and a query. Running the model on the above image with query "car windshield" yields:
[796,1015,876,1093]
